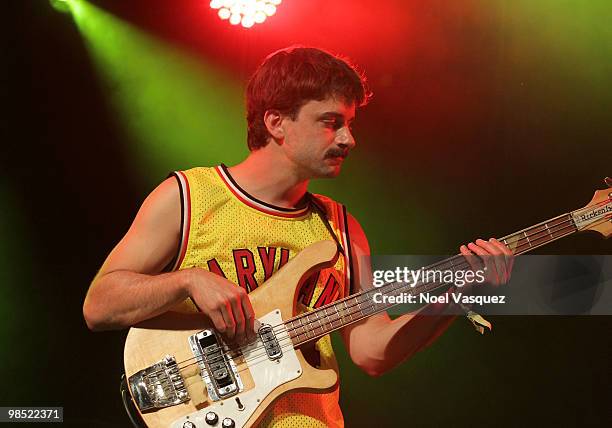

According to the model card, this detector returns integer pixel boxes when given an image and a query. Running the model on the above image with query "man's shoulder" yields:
[171,166,223,188]
[173,165,216,177]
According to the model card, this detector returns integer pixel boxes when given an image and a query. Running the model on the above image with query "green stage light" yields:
[68,0,248,186]
[50,0,71,14]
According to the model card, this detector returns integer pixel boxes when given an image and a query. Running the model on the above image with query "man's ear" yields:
[263,110,285,142]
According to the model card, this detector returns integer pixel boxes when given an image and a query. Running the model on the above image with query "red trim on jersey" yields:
[174,170,191,270]
[214,165,309,219]
[335,202,350,296]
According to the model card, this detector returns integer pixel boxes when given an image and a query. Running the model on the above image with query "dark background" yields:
[3,1,611,426]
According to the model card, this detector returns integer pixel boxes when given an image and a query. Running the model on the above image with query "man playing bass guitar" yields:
[83,46,513,427]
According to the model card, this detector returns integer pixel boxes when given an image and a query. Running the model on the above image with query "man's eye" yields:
[322,119,342,129]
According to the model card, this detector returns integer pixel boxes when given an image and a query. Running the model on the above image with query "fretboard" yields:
[285,211,579,347]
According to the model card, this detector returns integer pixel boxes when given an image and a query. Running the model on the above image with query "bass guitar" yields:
[124,179,612,428]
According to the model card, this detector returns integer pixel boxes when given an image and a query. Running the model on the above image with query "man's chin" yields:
[316,164,342,179]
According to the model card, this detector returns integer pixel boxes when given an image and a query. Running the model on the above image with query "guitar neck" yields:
[286,210,583,347]
[498,212,576,255]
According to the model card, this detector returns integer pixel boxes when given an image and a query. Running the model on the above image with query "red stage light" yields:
[210,0,281,28]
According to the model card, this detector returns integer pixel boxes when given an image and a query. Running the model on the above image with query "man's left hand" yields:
[460,238,514,286]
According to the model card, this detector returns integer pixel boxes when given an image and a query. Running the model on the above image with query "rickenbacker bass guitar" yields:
[124,180,612,428]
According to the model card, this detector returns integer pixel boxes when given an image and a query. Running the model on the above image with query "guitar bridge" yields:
[189,329,243,401]
[128,355,190,411]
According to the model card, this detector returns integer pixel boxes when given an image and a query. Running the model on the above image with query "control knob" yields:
[205,412,219,425]
[221,418,235,428]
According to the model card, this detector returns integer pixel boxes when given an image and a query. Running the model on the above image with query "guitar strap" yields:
[307,193,346,257]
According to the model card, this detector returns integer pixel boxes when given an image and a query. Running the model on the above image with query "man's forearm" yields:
[83,269,193,331]
[376,309,457,374]
[346,296,457,377]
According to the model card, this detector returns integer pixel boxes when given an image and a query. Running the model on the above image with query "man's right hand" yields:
[84,178,257,338]
[185,268,256,344]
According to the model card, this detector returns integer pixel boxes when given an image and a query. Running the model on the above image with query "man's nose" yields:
[335,126,356,149]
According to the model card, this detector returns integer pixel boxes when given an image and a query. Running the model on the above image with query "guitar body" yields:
[124,240,340,428]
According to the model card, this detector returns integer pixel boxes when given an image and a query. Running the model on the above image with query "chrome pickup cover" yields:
[259,324,282,360]
[189,329,243,401]
[128,355,190,411]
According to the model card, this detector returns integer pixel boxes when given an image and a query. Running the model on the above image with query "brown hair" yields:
[246,46,371,151]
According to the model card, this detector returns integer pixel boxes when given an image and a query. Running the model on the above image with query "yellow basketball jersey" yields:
[170,165,353,428]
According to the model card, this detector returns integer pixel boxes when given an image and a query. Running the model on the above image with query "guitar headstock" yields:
[570,177,612,238]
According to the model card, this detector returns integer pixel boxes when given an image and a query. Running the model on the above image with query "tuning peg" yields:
[605,177,612,187]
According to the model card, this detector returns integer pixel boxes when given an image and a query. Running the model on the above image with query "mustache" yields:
[325,148,349,159]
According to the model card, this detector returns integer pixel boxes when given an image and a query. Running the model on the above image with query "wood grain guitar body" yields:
[124,240,340,428]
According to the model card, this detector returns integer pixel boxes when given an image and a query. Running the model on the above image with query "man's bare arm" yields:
[83,177,188,330]
[82,178,255,342]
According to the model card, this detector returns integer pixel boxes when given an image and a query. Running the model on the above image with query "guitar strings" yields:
[151,225,550,383]
[139,204,610,380]
[223,223,583,368]
[152,234,545,381]
[150,227,542,384]
[150,219,587,385]
[150,199,612,373]
[151,200,610,372]
[141,218,582,378]
[145,223,575,384]
[142,219,579,380]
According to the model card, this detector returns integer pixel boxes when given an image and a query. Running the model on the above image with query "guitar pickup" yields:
[259,324,282,360]
[189,329,242,401]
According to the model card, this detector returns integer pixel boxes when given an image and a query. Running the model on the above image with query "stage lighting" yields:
[50,0,71,13]
[210,0,281,28]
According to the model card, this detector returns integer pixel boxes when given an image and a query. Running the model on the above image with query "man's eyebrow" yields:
[317,111,354,121]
